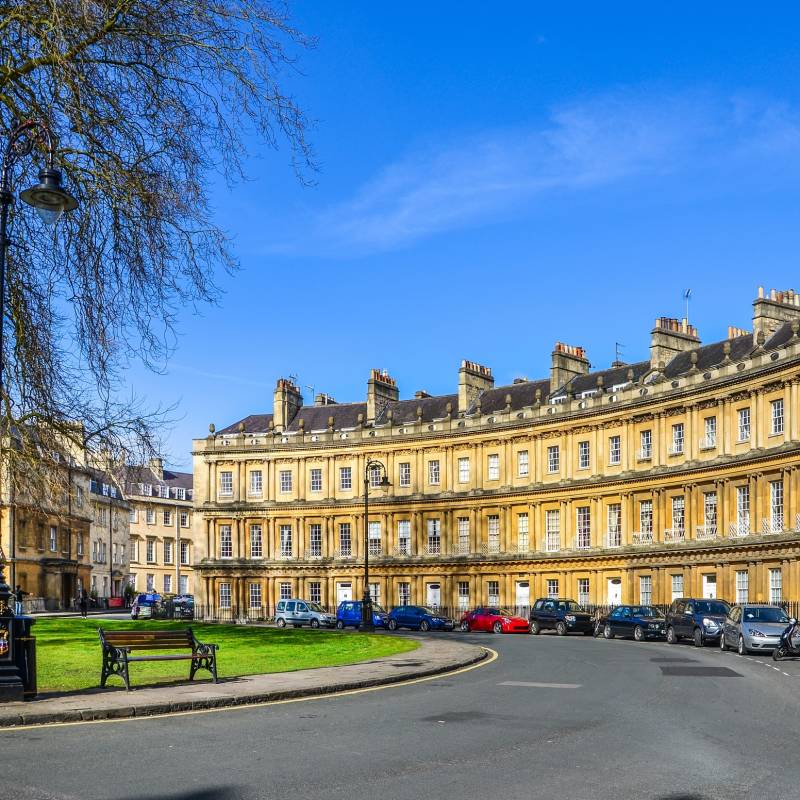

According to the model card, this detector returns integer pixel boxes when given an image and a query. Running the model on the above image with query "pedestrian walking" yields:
[78,589,88,619]
[13,585,28,616]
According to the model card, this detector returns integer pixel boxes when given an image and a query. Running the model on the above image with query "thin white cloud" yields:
[270,88,800,256]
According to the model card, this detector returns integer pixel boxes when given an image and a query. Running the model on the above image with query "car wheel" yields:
[666,626,677,644]
[773,646,784,662]
[530,620,540,635]
[603,623,614,640]
[310,619,320,629]
[493,621,503,634]
[460,620,470,632]
[737,635,748,656]
[693,628,704,648]
[719,632,727,651]
[276,617,286,628]
[634,625,644,642]
[420,620,431,632]
[556,621,567,636]
[388,619,398,631]
[335,620,344,630]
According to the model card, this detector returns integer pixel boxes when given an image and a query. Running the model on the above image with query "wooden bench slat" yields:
[127,654,196,662]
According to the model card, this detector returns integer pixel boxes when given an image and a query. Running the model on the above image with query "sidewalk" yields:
[0,638,488,728]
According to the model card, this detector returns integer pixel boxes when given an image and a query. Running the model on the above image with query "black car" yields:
[600,605,667,641]
[665,597,730,646]
[529,598,593,635]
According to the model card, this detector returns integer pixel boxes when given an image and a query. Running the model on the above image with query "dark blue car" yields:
[386,605,455,632]
[336,600,388,629]
[601,605,667,641]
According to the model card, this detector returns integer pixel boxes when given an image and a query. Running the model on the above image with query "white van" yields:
[275,599,336,629]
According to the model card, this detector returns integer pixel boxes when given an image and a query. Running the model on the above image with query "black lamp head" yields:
[19,167,78,226]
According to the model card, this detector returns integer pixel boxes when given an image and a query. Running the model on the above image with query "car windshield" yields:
[630,606,664,619]
[743,607,789,623]
[306,603,324,612]
[696,601,729,615]
[558,601,585,613]
[372,604,386,614]
[419,607,438,616]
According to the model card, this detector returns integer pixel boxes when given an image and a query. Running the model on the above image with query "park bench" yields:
[98,627,218,691]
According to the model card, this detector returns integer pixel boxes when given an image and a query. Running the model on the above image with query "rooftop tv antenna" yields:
[684,288,692,325]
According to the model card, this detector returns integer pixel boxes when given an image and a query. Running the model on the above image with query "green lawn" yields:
[34,619,418,693]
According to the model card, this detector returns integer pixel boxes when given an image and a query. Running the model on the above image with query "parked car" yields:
[336,600,389,629]
[386,605,455,632]
[459,607,530,634]
[600,605,667,641]
[130,592,161,620]
[720,604,791,655]
[665,598,730,646]
[275,599,337,629]
[529,598,593,635]
[171,594,194,620]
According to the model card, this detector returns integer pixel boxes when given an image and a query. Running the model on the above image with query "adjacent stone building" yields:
[87,468,130,601]
[192,287,800,616]
[125,459,194,596]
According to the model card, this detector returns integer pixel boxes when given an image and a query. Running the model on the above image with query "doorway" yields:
[336,582,353,603]
[607,578,622,605]
[515,580,530,612]
[702,574,717,599]
[426,583,441,609]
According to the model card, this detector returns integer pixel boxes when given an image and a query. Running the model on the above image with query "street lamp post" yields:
[0,120,78,700]
[361,459,390,632]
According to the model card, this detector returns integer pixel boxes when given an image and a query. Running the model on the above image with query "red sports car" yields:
[459,607,531,634]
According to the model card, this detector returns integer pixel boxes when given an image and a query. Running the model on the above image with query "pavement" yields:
[5,630,800,800]
[0,636,487,728]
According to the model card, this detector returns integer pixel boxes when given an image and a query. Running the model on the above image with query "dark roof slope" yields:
[478,380,551,413]
[566,361,650,396]
[286,403,366,432]
[385,394,458,424]
[663,333,753,379]
[218,414,274,435]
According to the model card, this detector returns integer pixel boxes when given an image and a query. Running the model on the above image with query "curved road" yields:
[3,630,800,800]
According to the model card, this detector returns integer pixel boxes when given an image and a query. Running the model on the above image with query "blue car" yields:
[336,600,388,629]
[386,605,455,632]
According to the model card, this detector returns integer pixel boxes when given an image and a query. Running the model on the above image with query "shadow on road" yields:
[120,789,242,800]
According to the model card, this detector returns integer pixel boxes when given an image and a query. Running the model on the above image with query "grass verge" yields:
[34,618,419,693]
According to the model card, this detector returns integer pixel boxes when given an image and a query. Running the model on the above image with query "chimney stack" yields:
[550,342,590,394]
[149,457,164,480]
[458,360,494,414]
[727,325,750,339]
[314,393,337,406]
[752,287,800,341]
[273,378,303,432]
[649,317,700,371]
[367,369,399,423]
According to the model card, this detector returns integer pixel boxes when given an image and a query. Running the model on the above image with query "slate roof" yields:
[121,464,193,497]
[216,322,799,435]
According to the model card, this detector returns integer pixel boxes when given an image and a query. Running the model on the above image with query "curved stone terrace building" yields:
[193,287,800,616]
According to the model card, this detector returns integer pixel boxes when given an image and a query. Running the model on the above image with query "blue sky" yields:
[128,4,800,468]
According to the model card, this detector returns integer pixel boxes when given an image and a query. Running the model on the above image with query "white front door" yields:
[336,582,353,603]
[515,581,530,610]
[426,583,441,609]
[607,578,622,605]
[702,574,717,599]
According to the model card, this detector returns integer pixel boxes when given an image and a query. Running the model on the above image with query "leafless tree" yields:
[0,1,314,488]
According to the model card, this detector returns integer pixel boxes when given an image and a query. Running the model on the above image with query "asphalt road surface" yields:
[4,630,800,800]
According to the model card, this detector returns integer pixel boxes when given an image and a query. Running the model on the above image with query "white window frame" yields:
[279,470,292,494]
[576,506,591,549]
[339,467,352,491]
[428,460,440,486]
[219,583,231,609]
[458,581,470,611]
[458,457,470,483]
[309,582,321,604]
[738,407,751,441]
[249,470,263,496]
[279,582,292,600]
[309,523,322,557]
[517,513,529,552]
[397,520,411,555]
[219,471,233,496]
[220,525,232,558]
[578,441,590,470]
[771,399,784,435]
[769,568,782,604]
[671,574,684,601]
[427,518,441,555]
[735,570,749,604]
[545,509,560,552]
[488,580,500,605]
[487,515,500,553]
[547,445,560,474]
[577,578,590,606]
[671,496,685,533]
[457,517,469,554]
[640,500,653,534]
[399,462,411,488]
[279,524,293,558]
[368,521,382,555]
[770,480,784,531]
[609,435,621,465]
[249,583,262,609]
[250,524,263,558]
[546,579,559,599]
[310,468,323,493]
[671,423,685,454]
[398,582,410,605]
[487,454,500,481]
[639,575,653,605]
[338,523,352,557]
[640,429,652,458]
[180,540,190,566]
[517,450,529,477]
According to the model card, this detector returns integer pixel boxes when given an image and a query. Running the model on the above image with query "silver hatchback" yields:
[720,604,790,655]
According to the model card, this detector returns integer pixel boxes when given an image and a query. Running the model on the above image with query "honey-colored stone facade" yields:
[193,289,800,614]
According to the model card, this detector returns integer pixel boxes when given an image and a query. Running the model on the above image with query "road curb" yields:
[0,642,490,728]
